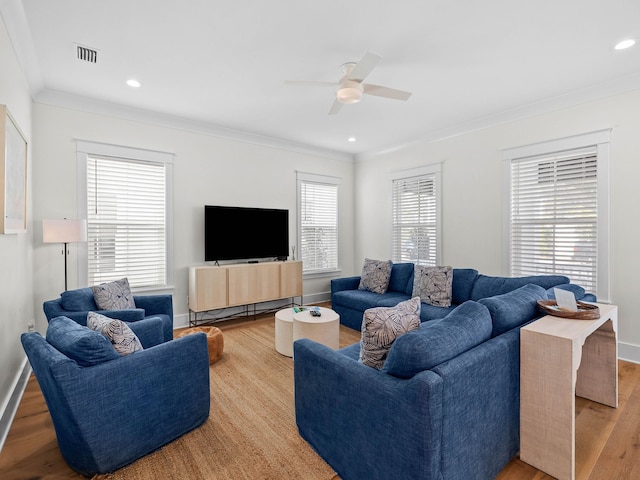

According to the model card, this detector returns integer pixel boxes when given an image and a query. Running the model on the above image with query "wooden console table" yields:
[520,303,618,480]
[188,261,303,325]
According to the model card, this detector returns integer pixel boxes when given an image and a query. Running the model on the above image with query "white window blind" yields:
[392,167,440,266]
[80,144,172,290]
[297,173,339,273]
[510,147,598,292]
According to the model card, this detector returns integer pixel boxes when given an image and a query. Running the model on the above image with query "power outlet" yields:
[27,322,35,332]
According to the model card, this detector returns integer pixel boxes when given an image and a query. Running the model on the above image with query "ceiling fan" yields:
[284,52,412,115]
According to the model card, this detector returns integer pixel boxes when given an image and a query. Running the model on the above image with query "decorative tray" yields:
[537,299,600,320]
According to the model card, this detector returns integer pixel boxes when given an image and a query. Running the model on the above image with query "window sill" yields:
[303,268,343,280]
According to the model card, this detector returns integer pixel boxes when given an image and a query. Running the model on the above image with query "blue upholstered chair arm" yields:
[43,298,68,321]
[127,317,166,348]
[21,332,210,476]
[43,298,145,324]
[134,294,173,320]
[98,308,146,322]
[294,339,444,480]
[330,276,361,293]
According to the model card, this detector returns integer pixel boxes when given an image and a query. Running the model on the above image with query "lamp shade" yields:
[43,219,87,243]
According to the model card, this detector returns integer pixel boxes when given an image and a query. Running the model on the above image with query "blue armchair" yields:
[43,287,174,342]
[21,316,210,476]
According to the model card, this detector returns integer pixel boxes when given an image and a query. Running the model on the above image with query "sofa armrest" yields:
[294,339,444,480]
[128,317,166,348]
[43,299,66,322]
[330,276,361,294]
[98,308,146,322]
[134,294,173,320]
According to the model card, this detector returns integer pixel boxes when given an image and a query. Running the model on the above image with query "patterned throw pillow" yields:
[91,278,136,310]
[359,297,421,369]
[358,258,393,294]
[412,265,453,307]
[87,311,143,355]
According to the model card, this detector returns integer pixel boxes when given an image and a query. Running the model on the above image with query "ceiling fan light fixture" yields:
[337,80,364,104]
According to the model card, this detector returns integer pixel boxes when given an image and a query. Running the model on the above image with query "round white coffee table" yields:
[275,308,295,357]
[293,307,340,352]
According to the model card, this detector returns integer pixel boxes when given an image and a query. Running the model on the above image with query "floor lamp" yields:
[43,219,87,291]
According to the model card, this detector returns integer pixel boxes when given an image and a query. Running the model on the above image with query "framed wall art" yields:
[0,104,28,234]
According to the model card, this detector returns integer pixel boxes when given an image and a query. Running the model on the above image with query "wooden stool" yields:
[176,326,224,364]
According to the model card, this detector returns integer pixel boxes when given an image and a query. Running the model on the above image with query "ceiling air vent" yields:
[75,44,98,63]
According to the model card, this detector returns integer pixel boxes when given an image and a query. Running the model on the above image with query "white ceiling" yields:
[3,0,640,158]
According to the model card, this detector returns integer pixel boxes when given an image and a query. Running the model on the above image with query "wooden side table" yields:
[520,303,618,480]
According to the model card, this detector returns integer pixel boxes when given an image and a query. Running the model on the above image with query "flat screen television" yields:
[204,205,289,262]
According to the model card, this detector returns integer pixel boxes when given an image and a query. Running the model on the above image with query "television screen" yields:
[204,205,289,262]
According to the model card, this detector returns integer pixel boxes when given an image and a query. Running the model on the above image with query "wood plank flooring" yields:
[1,316,639,479]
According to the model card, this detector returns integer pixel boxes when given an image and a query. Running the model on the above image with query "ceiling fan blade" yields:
[284,80,337,87]
[347,52,382,82]
[363,83,412,101]
[328,99,343,115]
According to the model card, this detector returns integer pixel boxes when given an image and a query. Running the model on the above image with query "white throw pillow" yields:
[412,265,453,307]
[91,277,136,310]
[359,297,421,369]
[87,311,143,356]
[358,258,393,294]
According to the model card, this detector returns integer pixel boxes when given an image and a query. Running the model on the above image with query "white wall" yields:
[354,88,640,361]
[0,18,34,441]
[31,103,355,327]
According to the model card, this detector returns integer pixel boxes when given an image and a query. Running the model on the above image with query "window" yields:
[503,130,610,300]
[297,172,340,273]
[77,141,174,290]
[391,164,441,266]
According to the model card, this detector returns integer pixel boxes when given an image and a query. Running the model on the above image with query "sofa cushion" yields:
[87,311,143,356]
[46,316,119,366]
[412,265,453,307]
[387,263,415,294]
[360,297,421,369]
[451,268,479,304]
[60,287,99,311]
[358,258,393,294]
[91,278,136,310]
[470,274,568,301]
[546,283,586,300]
[333,289,397,312]
[478,284,547,337]
[381,301,493,379]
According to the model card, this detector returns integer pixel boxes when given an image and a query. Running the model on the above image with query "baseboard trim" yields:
[618,342,640,364]
[0,358,31,452]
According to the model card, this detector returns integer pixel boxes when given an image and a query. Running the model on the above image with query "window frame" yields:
[76,140,174,292]
[390,164,442,266]
[296,171,340,276]
[502,130,610,301]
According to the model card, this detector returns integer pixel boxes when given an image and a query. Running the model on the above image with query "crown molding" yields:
[34,89,354,163]
[355,72,640,162]
[0,0,44,94]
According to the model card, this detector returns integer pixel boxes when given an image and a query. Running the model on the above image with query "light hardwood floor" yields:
[1,320,639,479]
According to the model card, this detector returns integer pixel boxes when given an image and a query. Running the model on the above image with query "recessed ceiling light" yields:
[614,39,636,50]
[347,137,357,142]
[126,79,141,88]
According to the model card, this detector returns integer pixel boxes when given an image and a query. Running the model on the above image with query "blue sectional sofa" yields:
[331,263,594,330]
[294,283,579,480]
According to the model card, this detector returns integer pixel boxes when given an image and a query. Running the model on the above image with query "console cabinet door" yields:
[228,265,257,306]
[256,263,281,302]
[281,261,303,297]
[189,267,228,311]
